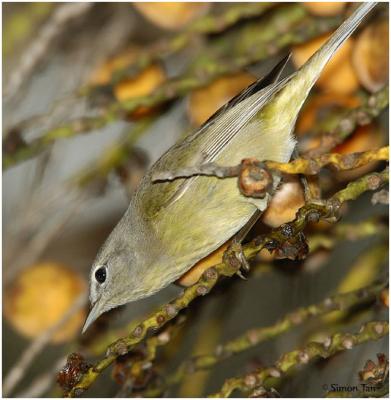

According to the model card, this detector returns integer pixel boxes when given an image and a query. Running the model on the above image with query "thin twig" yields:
[304,85,389,157]
[142,281,386,396]
[210,320,389,397]
[88,3,276,89]
[4,3,93,99]
[71,118,154,187]
[3,190,87,285]
[113,316,186,397]
[3,4,344,169]
[152,147,389,182]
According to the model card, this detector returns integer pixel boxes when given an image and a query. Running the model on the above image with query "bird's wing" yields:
[139,56,292,218]
[200,54,291,131]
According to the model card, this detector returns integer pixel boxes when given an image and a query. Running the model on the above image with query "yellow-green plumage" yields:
[83,2,377,333]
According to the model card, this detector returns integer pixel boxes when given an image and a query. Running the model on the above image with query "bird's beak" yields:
[82,300,103,334]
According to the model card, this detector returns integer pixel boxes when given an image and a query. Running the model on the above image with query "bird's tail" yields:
[300,1,377,87]
[266,2,377,122]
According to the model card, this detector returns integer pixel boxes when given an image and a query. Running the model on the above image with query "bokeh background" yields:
[2,2,389,397]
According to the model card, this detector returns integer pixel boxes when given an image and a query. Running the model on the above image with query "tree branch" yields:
[211,320,388,397]
[152,147,389,184]
[4,3,93,99]
[142,281,386,396]
[4,4,343,169]
[83,3,276,90]
[305,85,389,157]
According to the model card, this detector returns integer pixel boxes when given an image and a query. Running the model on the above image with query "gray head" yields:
[82,212,147,333]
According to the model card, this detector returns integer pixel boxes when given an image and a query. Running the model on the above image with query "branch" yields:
[4,3,93,99]
[331,168,388,205]
[72,87,388,189]
[305,85,389,157]
[142,281,386,396]
[3,4,343,169]
[211,320,389,397]
[87,3,306,92]
[152,147,389,198]
[83,3,276,90]
[3,114,115,169]
[112,316,186,397]
[187,3,274,34]
[71,118,153,187]
[59,168,388,397]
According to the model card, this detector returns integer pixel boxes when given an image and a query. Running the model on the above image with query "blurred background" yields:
[2,2,389,398]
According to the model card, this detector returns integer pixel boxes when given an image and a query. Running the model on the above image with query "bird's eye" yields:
[95,266,107,284]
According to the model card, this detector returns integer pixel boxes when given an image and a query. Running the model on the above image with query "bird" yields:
[83,2,377,333]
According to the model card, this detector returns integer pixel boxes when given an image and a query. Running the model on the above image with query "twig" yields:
[304,85,389,157]
[153,162,241,181]
[107,4,335,90]
[113,316,186,397]
[61,168,388,397]
[3,114,115,169]
[152,146,389,182]
[3,293,87,397]
[3,91,85,137]
[210,320,389,397]
[187,3,274,34]
[63,266,226,397]
[3,190,87,285]
[142,281,386,397]
[71,118,154,187]
[4,3,93,99]
[87,3,276,88]
[3,4,343,169]
[331,168,388,205]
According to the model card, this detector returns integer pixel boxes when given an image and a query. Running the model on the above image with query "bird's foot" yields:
[226,241,250,279]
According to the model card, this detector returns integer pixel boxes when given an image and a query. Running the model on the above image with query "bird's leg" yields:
[305,175,323,202]
[229,210,262,279]
[292,148,323,204]
[292,148,313,203]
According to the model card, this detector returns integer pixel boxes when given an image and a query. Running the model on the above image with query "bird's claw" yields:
[230,242,250,279]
